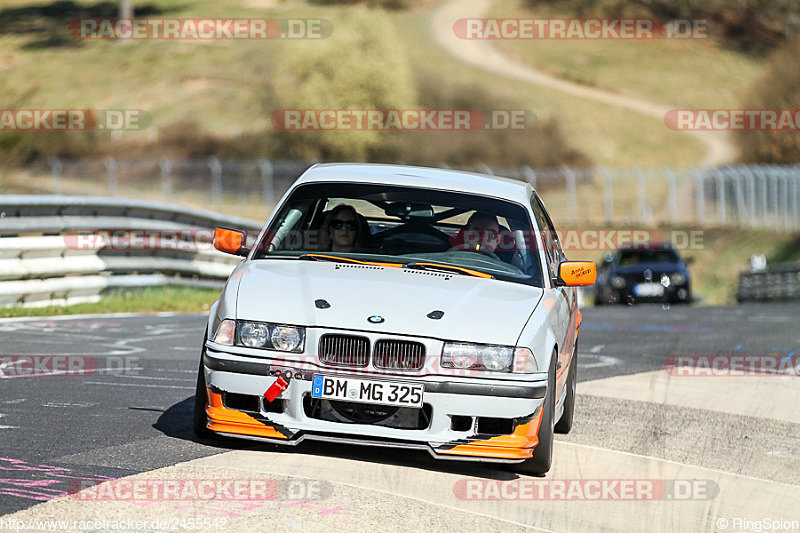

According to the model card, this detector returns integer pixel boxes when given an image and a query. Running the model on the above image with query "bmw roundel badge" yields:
[368,315,385,324]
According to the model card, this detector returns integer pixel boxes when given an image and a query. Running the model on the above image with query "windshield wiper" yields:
[403,262,493,279]
[298,253,354,263]
[298,254,492,278]
[298,254,403,268]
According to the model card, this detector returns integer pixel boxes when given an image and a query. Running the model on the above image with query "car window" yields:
[254,182,545,287]
[617,249,680,265]
[530,195,563,278]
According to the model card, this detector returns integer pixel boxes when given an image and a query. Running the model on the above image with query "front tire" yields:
[517,350,557,476]
[555,339,577,434]
[193,344,214,439]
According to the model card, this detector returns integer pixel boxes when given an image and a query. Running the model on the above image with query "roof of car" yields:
[618,242,675,251]
[295,163,534,203]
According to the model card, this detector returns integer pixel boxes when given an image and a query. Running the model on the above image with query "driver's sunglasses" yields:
[331,219,357,231]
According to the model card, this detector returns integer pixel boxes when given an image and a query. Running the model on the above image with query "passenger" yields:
[320,204,366,253]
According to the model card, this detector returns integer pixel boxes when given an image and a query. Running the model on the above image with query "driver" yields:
[461,212,501,253]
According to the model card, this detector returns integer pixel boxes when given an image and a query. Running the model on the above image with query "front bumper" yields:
[606,283,691,304]
[202,347,547,462]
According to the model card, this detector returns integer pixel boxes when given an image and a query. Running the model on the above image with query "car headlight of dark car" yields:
[669,273,687,285]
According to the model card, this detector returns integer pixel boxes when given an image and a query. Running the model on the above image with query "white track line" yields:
[0,367,142,379]
[109,375,193,382]
[0,312,202,323]
[560,441,800,488]
[83,381,194,390]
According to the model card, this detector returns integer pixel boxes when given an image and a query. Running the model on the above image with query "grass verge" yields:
[0,286,221,318]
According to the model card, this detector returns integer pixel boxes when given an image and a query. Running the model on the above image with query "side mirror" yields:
[557,261,597,287]
[213,227,249,256]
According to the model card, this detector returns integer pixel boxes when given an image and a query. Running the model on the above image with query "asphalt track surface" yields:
[0,304,798,531]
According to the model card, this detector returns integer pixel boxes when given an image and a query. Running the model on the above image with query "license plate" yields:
[311,375,423,408]
[633,283,665,297]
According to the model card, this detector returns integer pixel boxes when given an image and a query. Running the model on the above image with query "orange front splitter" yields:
[205,390,289,439]
[438,408,544,460]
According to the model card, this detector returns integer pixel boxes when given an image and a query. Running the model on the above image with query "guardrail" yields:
[737,264,800,302]
[0,196,263,307]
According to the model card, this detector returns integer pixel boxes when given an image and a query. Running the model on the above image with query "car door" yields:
[530,196,573,401]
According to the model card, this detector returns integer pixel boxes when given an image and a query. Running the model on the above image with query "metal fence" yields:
[7,158,800,230]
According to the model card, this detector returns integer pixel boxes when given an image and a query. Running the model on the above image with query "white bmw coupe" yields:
[195,163,595,475]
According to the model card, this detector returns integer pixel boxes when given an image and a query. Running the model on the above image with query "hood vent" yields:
[334,264,383,270]
[402,270,451,279]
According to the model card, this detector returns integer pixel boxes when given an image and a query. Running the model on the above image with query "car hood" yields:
[235,260,543,345]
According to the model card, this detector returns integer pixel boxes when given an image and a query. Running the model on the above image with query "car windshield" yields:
[252,182,544,287]
[617,249,680,266]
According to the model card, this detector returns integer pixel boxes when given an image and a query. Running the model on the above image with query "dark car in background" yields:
[594,242,692,305]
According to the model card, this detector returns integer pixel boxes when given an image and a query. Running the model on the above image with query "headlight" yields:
[441,343,536,373]
[660,274,671,287]
[442,343,479,369]
[670,273,687,285]
[610,275,626,289]
[236,321,305,353]
[239,322,269,347]
[271,325,302,352]
[481,345,513,371]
